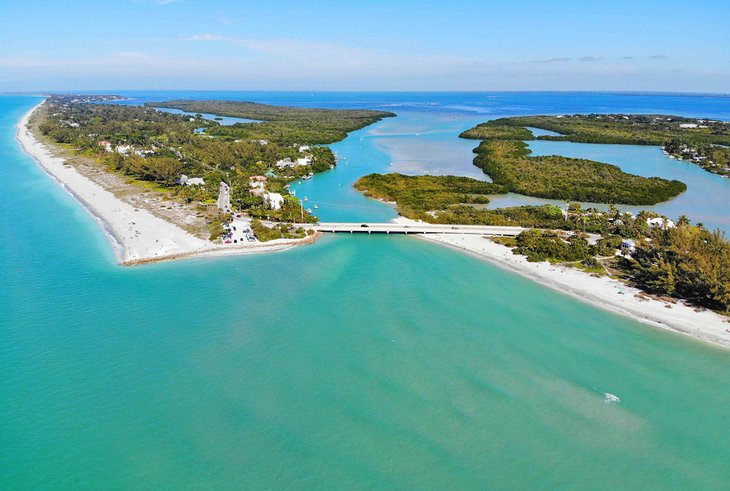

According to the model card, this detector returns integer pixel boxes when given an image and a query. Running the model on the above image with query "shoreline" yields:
[414,231,730,349]
[16,102,317,266]
[16,101,730,348]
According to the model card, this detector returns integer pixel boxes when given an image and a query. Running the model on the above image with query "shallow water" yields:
[2,93,730,489]
[487,141,730,233]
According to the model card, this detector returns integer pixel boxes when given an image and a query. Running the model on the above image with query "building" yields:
[679,123,698,129]
[646,217,675,229]
[249,175,267,196]
[298,145,311,152]
[621,239,636,253]
[297,157,312,166]
[263,192,284,210]
[179,175,205,186]
[276,158,295,169]
[97,140,113,152]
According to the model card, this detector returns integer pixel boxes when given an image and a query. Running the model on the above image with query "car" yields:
[360,224,369,228]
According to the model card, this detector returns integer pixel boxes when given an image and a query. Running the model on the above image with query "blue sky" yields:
[1,0,729,92]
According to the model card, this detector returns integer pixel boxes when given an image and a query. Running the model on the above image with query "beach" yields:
[415,230,730,349]
[16,102,315,265]
[16,101,730,347]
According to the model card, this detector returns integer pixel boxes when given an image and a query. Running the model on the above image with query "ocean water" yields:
[2,93,730,489]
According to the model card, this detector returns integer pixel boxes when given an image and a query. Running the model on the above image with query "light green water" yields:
[2,95,730,490]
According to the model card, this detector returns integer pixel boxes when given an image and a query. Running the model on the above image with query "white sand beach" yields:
[417,230,730,349]
[17,103,313,265]
[17,103,730,347]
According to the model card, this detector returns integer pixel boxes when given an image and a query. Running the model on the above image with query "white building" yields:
[276,158,295,168]
[263,192,284,210]
[679,123,698,129]
[179,175,205,186]
[249,175,267,196]
[298,145,311,152]
[646,217,675,229]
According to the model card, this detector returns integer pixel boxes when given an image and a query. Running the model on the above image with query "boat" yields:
[303,196,308,202]
[306,208,313,213]
[603,393,621,404]
[313,204,318,209]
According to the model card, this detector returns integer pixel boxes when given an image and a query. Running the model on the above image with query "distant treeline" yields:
[148,100,396,144]
[462,114,730,176]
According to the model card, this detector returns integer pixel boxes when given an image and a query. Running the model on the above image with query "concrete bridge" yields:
[296,222,526,236]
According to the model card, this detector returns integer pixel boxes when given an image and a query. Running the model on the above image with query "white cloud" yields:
[531,57,571,64]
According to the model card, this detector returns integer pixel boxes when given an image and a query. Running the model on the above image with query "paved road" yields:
[217,182,231,212]
[295,222,527,236]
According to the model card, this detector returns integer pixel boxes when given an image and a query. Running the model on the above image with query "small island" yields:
[462,114,730,176]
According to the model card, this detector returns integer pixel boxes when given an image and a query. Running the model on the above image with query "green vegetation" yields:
[39,95,388,234]
[508,212,730,313]
[514,229,593,263]
[472,139,686,204]
[459,124,533,141]
[354,173,504,215]
[352,170,729,310]
[250,219,311,242]
[624,223,730,313]
[148,100,395,144]
[462,114,730,176]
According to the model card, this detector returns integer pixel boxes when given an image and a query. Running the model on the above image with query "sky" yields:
[1,0,729,93]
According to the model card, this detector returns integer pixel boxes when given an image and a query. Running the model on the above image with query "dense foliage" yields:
[250,219,311,242]
[624,224,730,312]
[462,114,730,176]
[459,124,533,141]
[148,100,395,144]
[473,140,687,205]
[354,173,505,215]
[514,230,594,263]
[37,97,361,226]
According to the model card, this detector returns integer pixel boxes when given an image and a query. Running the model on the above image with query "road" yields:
[295,222,527,236]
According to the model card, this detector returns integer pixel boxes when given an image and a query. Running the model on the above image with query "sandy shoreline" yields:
[16,102,315,266]
[16,102,730,348]
[415,231,730,349]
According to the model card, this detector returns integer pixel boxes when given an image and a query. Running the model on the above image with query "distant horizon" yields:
[4,89,730,97]
[2,0,728,93]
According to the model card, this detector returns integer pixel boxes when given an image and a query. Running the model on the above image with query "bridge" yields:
[296,222,527,236]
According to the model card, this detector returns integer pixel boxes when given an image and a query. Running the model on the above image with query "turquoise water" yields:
[2,94,730,489]
[488,141,730,233]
